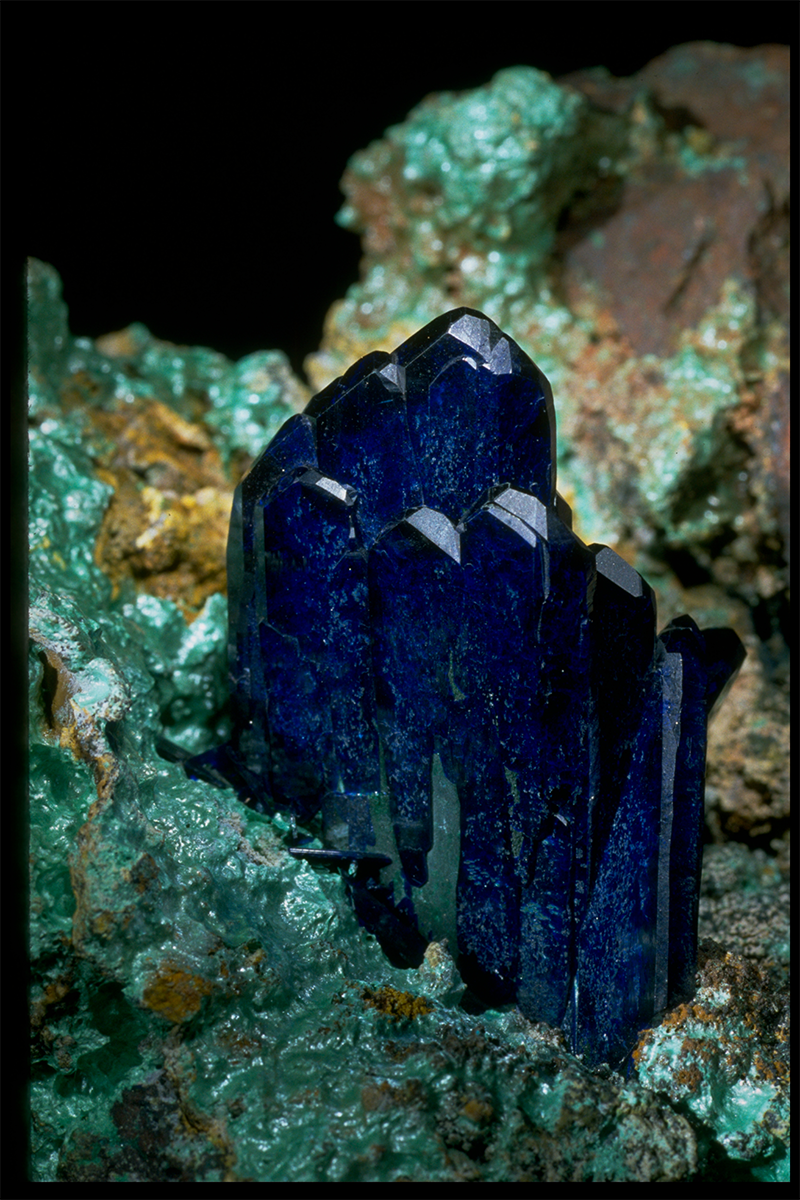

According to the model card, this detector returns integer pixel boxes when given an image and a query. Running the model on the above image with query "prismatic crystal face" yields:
[187,309,745,1067]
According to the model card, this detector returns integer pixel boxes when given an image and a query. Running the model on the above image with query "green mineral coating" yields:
[306,67,770,562]
[28,240,787,1181]
[318,66,622,384]
[675,137,748,184]
[203,350,310,459]
[27,258,304,466]
[559,278,757,549]
[338,65,626,296]
[635,1000,789,1182]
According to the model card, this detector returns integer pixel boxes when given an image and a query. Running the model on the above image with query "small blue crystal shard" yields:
[188,309,745,1066]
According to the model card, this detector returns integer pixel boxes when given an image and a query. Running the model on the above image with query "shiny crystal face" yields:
[187,308,744,1067]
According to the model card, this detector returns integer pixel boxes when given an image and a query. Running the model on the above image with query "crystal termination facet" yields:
[187,308,745,1067]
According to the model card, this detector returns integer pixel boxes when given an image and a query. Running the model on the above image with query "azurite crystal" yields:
[186,309,745,1067]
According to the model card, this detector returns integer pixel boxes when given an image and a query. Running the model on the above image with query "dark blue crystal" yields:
[187,309,745,1066]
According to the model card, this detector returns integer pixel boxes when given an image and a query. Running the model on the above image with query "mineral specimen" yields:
[187,308,745,1067]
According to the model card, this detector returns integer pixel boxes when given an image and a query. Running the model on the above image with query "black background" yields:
[16,6,793,380]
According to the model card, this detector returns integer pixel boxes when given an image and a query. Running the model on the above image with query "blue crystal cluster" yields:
[189,310,744,1066]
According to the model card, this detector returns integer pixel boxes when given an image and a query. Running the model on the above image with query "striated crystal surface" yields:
[187,309,745,1066]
